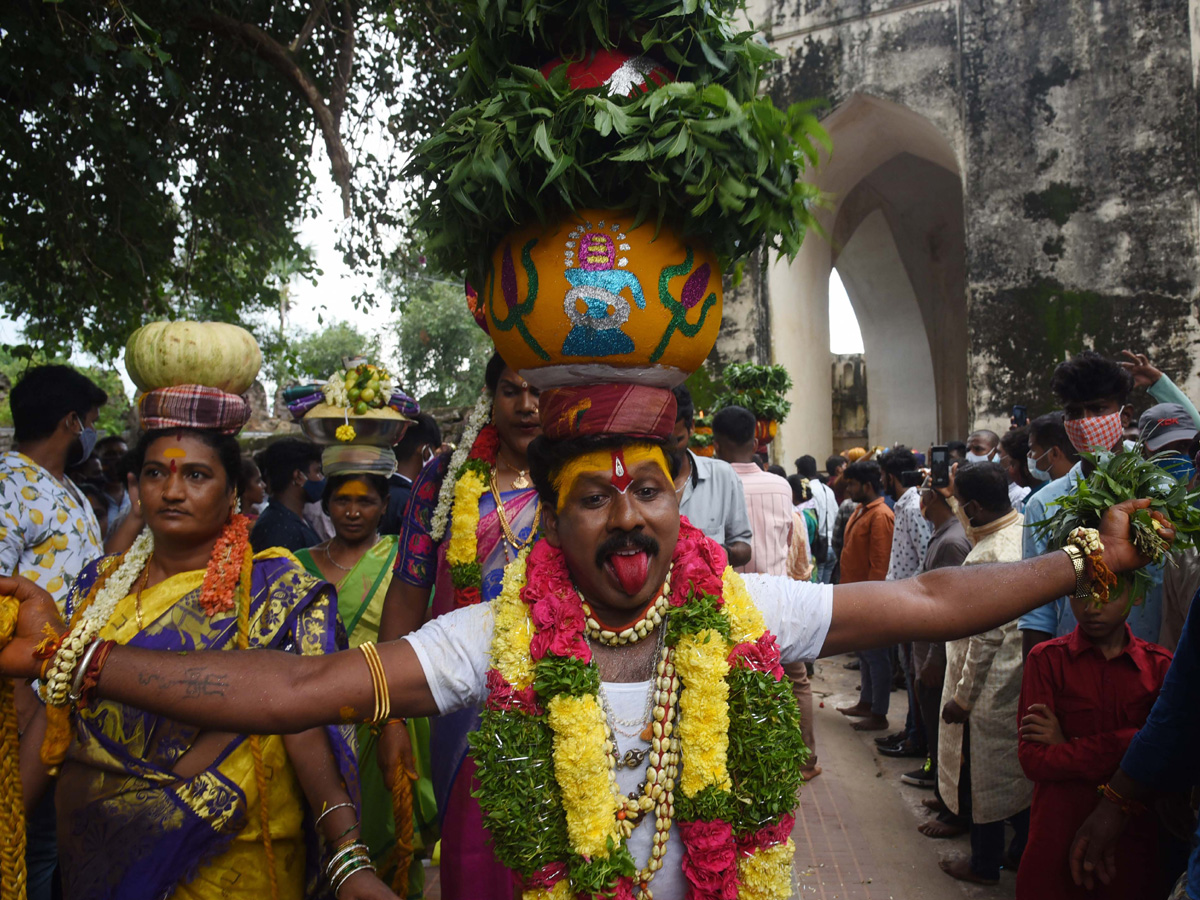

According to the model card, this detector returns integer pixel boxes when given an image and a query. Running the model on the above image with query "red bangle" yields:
[1098,782,1145,817]
[79,639,116,708]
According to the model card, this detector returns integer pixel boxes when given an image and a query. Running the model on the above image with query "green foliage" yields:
[387,264,492,408]
[534,655,602,698]
[684,365,721,415]
[409,0,829,284]
[287,321,382,383]
[1032,446,1200,604]
[469,709,571,874]
[0,2,418,357]
[724,667,807,833]
[0,348,131,437]
[665,591,730,644]
[714,362,793,423]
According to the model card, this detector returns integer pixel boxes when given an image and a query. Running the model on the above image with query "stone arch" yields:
[770,93,968,459]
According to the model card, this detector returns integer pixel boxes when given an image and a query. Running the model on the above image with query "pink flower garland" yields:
[727,632,786,682]
[679,820,740,899]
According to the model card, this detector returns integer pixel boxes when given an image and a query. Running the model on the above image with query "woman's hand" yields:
[1099,498,1174,573]
[0,575,64,679]
[377,719,415,791]
[1020,703,1066,745]
[335,869,401,900]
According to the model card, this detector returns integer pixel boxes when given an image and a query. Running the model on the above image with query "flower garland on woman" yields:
[30,384,391,900]
[377,350,546,900]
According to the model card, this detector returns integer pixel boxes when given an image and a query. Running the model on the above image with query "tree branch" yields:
[197,11,353,217]
[329,1,355,129]
[290,0,329,53]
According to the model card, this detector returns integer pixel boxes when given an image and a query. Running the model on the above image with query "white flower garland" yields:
[430,388,493,542]
[42,528,155,705]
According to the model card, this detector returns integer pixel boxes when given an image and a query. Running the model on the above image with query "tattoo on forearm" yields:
[136,667,229,698]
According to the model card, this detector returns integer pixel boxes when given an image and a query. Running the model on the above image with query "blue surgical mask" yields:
[1156,453,1195,484]
[72,424,98,467]
[302,474,325,504]
[1026,450,1053,482]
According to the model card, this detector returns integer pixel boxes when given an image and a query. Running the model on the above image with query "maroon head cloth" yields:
[539,383,677,441]
[139,385,252,435]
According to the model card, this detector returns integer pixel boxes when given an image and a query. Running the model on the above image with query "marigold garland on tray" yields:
[471,520,808,899]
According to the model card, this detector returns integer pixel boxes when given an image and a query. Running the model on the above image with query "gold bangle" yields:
[1062,544,1088,600]
[358,641,390,724]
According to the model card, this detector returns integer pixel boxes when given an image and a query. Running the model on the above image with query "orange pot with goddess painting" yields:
[480,209,723,390]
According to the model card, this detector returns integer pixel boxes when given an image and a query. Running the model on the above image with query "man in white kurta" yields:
[937,463,1033,884]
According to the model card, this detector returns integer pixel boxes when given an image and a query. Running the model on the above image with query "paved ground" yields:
[419,653,1021,899]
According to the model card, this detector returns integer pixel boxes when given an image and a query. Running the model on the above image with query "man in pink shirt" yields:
[713,404,821,776]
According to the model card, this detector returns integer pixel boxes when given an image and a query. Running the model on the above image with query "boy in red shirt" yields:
[1017,585,1173,898]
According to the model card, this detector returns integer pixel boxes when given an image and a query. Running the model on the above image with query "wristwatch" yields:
[1062,544,1089,600]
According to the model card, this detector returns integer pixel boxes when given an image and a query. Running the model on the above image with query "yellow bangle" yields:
[358,642,390,724]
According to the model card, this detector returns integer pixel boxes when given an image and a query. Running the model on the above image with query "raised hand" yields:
[1098,498,1174,573]
[1118,350,1163,389]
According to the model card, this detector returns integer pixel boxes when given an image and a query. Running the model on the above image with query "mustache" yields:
[595,531,659,569]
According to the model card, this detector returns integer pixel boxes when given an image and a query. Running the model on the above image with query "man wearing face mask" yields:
[1019,351,1165,655]
[964,429,1000,465]
[249,437,324,552]
[380,412,442,536]
[0,364,107,900]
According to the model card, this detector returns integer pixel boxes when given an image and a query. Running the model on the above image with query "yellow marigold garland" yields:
[0,594,27,900]
[737,838,796,900]
[674,629,733,797]
[446,468,487,571]
[721,568,764,645]
[492,549,536,688]
[547,693,623,859]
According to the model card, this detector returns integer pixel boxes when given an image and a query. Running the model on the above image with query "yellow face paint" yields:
[335,479,371,499]
[162,448,187,458]
[553,443,671,513]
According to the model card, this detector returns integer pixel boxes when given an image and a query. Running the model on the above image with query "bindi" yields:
[611,449,632,493]
[163,447,187,473]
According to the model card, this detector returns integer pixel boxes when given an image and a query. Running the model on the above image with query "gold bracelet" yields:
[1062,544,1088,600]
[358,641,390,724]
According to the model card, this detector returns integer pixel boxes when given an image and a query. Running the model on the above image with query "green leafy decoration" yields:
[408,0,829,285]
[714,362,794,423]
[469,709,571,874]
[665,591,730,644]
[535,654,602,698]
[1032,445,1200,606]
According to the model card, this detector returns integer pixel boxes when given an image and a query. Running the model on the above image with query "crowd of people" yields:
[4,346,1200,900]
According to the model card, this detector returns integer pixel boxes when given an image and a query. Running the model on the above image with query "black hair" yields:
[255,438,322,494]
[787,473,812,505]
[527,434,681,509]
[767,464,787,479]
[969,429,1000,449]
[393,412,443,462]
[999,426,1031,470]
[239,454,261,486]
[484,351,508,394]
[10,365,108,443]
[795,455,818,479]
[76,481,108,510]
[711,405,756,446]
[842,459,883,492]
[1051,350,1134,406]
[95,434,128,453]
[1028,411,1080,462]
[825,454,847,475]
[954,461,1012,514]
[672,385,695,429]
[131,428,242,494]
[947,440,967,459]
[880,447,917,479]
[320,472,390,515]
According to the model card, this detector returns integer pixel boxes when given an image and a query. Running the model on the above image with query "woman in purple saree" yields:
[380,354,542,899]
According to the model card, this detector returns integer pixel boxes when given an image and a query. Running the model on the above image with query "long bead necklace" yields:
[579,564,673,646]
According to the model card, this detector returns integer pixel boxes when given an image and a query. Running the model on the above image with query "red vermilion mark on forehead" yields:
[611,449,632,493]
[169,459,177,473]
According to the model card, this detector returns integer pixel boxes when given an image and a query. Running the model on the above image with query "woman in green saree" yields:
[297,450,438,899]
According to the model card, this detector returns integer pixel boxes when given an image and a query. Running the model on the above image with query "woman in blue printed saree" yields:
[24,393,401,900]
[296,456,438,899]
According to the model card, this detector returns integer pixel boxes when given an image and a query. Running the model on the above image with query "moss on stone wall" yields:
[971,278,1192,418]
[1022,182,1089,227]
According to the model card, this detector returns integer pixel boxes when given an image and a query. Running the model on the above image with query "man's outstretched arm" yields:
[822,499,1163,657]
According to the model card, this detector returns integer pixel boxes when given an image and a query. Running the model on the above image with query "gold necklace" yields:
[496,449,532,490]
[489,469,540,557]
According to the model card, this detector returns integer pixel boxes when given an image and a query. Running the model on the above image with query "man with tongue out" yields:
[0,382,1172,900]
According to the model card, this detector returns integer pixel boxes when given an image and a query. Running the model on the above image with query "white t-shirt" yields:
[405,575,833,900]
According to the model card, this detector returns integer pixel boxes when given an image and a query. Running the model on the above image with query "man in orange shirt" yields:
[836,459,897,730]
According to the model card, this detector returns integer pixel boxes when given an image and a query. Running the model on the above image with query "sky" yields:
[828,268,865,354]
